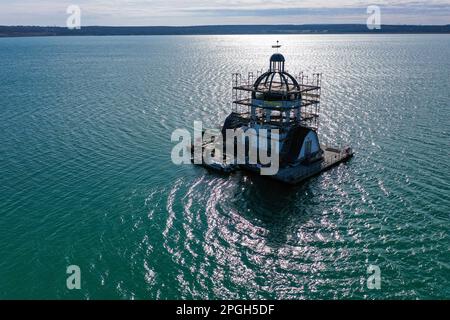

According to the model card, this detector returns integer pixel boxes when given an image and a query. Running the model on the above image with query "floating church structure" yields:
[193,45,353,184]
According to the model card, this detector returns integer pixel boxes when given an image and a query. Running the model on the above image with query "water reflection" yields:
[231,173,317,247]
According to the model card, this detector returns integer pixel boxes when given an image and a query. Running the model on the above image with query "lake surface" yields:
[0,34,449,299]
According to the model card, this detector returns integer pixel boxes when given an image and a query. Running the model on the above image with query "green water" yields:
[0,35,449,299]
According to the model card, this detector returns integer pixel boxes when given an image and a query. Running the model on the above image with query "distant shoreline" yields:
[1,24,449,37]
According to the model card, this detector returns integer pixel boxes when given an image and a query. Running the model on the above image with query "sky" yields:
[0,0,449,26]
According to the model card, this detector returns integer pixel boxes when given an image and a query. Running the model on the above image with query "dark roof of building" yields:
[221,112,251,135]
[270,53,285,62]
[282,126,315,164]
[291,126,313,148]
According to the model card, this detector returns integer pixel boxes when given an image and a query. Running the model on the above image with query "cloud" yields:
[0,0,448,26]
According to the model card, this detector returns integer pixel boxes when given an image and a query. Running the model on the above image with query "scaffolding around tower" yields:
[232,71,322,131]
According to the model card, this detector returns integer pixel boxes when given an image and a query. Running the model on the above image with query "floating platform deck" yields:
[243,146,353,185]
[192,143,353,185]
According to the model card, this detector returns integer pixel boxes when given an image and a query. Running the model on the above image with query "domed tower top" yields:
[252,51,301,99]
[270,53,285,72]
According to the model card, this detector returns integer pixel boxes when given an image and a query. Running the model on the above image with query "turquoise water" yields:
[0,35,449,300]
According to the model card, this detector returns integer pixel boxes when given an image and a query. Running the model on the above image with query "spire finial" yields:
[272,40,282,52]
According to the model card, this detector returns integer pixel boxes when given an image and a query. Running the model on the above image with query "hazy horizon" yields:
[1,0,449,26]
